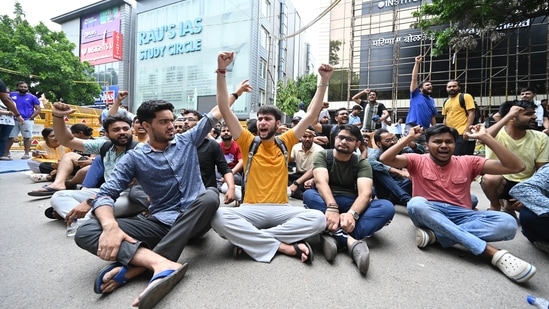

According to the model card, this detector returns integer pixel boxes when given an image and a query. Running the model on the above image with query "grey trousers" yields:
[211,204,325,263]
[74,188,220,264]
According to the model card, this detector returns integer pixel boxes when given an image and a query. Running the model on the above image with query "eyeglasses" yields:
[181,117,196,122]
[336,135,356,142]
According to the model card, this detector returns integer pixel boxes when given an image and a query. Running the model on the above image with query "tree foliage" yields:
[0,2,100,104]
[276,73,317,116]
[412,0,549,56]
[329,40,341,66]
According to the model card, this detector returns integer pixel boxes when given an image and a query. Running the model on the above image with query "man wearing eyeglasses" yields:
[303,124,395,275]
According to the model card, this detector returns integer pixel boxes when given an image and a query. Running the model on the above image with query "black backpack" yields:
[241,136,288,201]
[443,93,482,124]
[95,139,139,186]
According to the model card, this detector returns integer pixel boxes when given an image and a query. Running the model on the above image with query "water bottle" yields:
[527,295,549,308]
[66,219,80,237]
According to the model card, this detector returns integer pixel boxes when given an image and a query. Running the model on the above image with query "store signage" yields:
[80,7,121,44]
[137,17,203,61]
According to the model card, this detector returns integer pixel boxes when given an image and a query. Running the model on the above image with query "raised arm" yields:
[109,91,128,116]
[486,106,523,137]
[379,126,422,168]
[51,102,86,151]
[293,64,333,139]
[410,56,421,92]
[468,124,525,174]
[352,88,369,105]
[214,52,243,140]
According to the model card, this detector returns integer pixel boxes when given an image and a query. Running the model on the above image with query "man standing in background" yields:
[4,81,41,160]
[442,80,476,155]
[406,55,438,145]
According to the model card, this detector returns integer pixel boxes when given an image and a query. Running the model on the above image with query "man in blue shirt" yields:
[69,53,233,308]
[5,81,41,159]
[405,56,438,145]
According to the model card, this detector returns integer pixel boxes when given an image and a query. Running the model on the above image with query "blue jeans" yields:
[369,160,411,205]
[0,124,14,155]
[407,197,517,255]
[519,207,549,243]
[303,189,395,244]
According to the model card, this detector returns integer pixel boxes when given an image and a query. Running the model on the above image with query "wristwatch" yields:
[348,209,359,220]
[86,198,95,207]
[292,180,299,186]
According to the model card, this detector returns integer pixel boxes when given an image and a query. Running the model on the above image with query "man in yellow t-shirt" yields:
[212,57,333,264]
[442,80,477,155]
[482,100,549,214]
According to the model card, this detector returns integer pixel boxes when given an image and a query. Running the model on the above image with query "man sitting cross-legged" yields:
[211,56,333,264]
[303,124,394,275]
[71,52,234,308]
[380,124,536,283]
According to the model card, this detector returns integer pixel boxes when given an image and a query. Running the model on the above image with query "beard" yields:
[335,145,354,155]
[260,127,277,140]
[110,135,131,147]
[221,134,232,141]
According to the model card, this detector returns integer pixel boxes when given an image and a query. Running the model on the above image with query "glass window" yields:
[259,58,267,79]
[261,26,269,49]
[259,89,266,106]
[261,0,270,17]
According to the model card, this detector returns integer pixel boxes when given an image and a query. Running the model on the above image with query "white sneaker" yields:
[30,173,49,183]
[416,228,436,248]
[491,249,536,283]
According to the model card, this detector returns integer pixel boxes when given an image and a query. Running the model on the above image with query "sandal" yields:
[293,242,314,264]
[44,207,62,220]
[94,263,129,294]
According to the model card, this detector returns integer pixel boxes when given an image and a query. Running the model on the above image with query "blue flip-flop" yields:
[94,263,129,294]
[138,263,189,309]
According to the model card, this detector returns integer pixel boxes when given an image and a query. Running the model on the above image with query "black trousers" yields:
[74,188,220,264]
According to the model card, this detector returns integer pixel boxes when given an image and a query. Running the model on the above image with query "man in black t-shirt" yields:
[351,89,390,132]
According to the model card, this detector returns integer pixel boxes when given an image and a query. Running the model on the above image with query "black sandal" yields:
[293,242,314,264]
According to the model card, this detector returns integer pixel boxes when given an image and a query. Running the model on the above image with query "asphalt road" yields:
[0,168,547,308]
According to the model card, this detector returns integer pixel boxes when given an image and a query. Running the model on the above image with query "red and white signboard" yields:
[102,90,115,103]
[80,37,119,66]
[112,31,123,60]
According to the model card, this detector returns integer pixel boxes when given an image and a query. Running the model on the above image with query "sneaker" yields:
[348,240,370,275]
[533,241,549,255]
[491,249,536,283]
[320,233,338,262]
[0,156,11,160]
[21,154,30,160]
[416,228,436,248]
[30,173,50,182]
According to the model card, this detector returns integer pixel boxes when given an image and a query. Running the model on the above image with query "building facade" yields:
[52,0,307,118]
[329,0,548,117]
